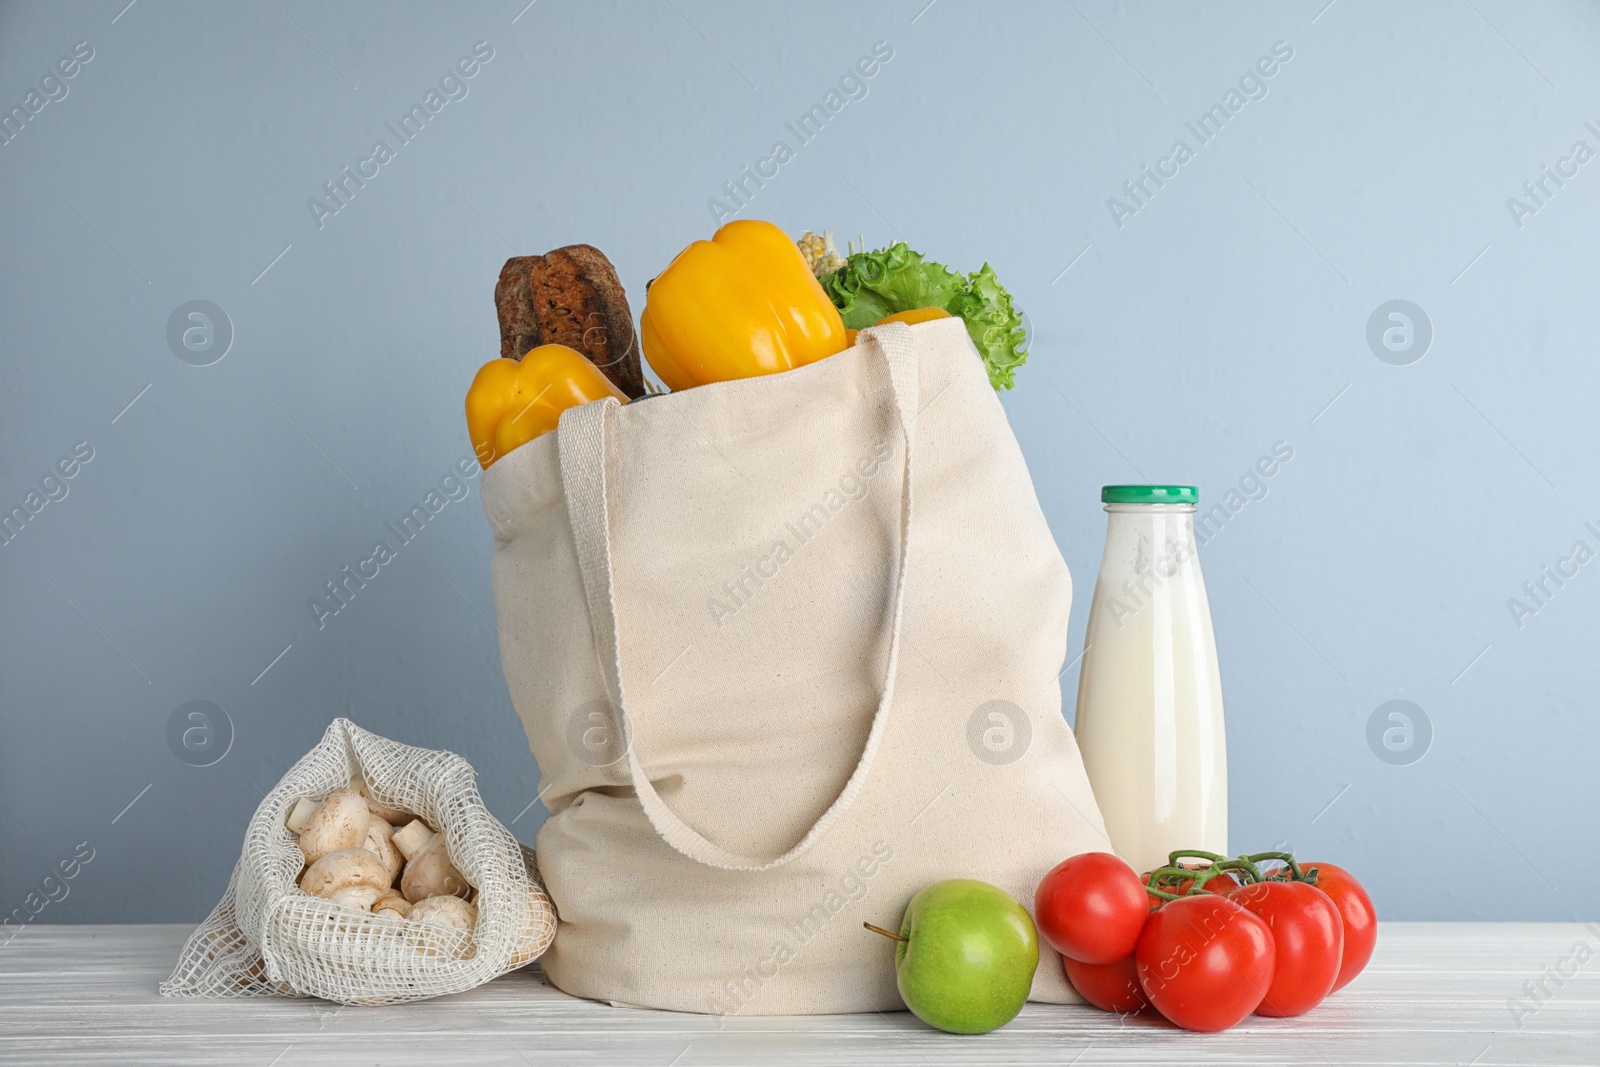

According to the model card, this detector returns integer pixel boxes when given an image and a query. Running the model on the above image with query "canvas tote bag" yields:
[481,318,1113,1016]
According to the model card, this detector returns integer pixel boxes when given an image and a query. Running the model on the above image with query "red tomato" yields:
[1299,863,1377,992]
[1140,873,1164,912]
[1035,852,1149,964]
[1135,894,1275,1031]
[1223,880,1343,1016]
[1063,953,1151,1014]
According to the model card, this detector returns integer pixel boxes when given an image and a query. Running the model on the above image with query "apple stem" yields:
[863,922,909,943]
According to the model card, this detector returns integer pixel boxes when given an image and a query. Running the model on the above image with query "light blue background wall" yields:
[3,0,1596,925]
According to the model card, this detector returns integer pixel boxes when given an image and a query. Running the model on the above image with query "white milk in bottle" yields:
[1073,485,1226,874]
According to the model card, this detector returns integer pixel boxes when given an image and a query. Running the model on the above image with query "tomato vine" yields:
[1143,849,1322,901]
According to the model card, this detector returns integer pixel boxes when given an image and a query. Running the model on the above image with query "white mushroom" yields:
[285,797,319,834]
[395,820,470,903]
[296,788,371,865]
[409,894,477,931]
[509,881,558,967]
[327,884,386,911]
[350,773,415,826]
[371,891,412,919]
[408,894,477,959]
[299,847,391,899]
[391,818,434,859]
[362,816,402,885]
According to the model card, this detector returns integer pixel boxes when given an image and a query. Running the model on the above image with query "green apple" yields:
[866,878,1038,1034]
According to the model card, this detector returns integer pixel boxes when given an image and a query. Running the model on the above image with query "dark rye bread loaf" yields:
[495,245,647,399]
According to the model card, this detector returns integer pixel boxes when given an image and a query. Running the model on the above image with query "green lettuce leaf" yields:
[818,243,965,329]
[818,243,1027,390]
[950,263,1027,391]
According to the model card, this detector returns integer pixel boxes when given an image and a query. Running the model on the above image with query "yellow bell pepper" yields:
[845,306,951,348]
[845,306,952,348]
[466,344,626,468]
[641,220,848,391]
[877,306,952,327]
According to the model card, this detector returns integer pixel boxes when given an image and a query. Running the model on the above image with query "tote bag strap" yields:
[557,324,920,871]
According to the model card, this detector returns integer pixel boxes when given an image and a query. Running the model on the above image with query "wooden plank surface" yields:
[0,923,1595,1065]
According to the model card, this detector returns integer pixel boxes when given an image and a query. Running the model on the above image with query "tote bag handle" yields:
[556,324,920,871]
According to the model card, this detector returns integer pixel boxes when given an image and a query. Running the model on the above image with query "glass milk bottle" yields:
[1073,485,1227,874]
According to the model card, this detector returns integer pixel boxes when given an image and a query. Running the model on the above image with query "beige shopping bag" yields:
[481,318,1112,1015]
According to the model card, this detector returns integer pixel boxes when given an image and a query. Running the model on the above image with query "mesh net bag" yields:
[161,718,556,1004]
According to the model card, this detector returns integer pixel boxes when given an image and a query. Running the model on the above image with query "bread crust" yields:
[495,245,646,398]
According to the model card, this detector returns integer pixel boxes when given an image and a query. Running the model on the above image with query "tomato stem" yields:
[1246,851,1318,885]
[1167,849,1228,867]
[1145,849,1321,904]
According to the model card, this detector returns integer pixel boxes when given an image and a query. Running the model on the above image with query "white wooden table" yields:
[0,923,1594,1065]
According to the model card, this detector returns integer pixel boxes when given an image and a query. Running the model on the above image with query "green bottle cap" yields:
[1101,485,1198,505]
